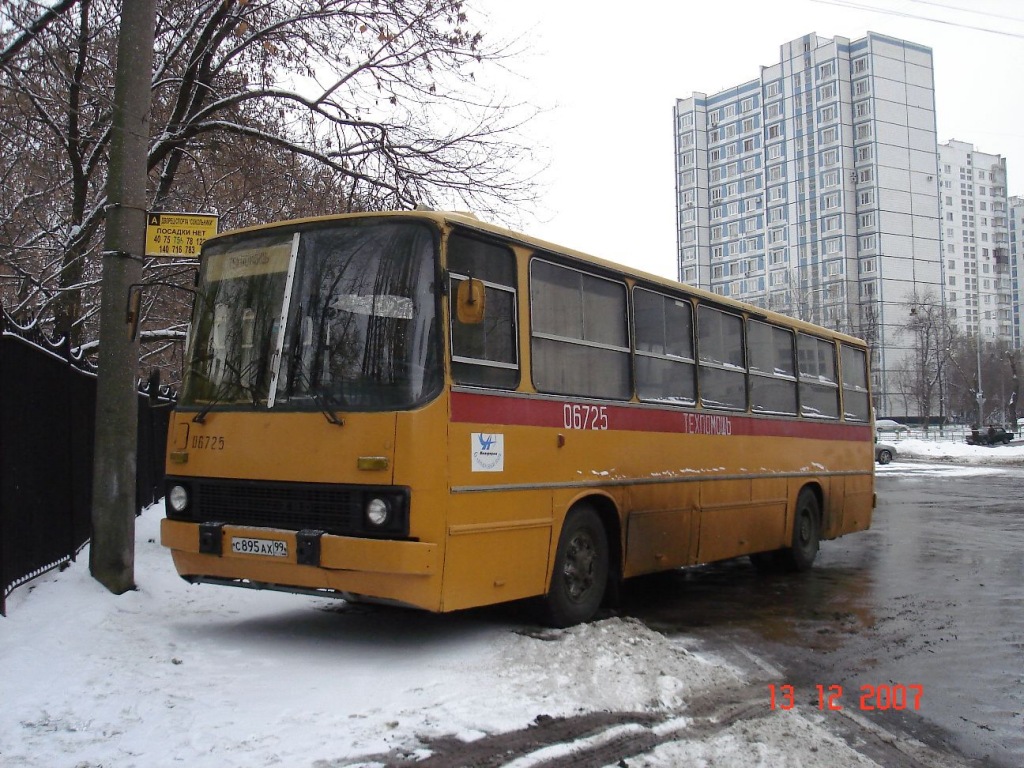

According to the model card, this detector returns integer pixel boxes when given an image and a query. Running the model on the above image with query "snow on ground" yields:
[1,510,883,768]
[876,436,1024,477]
[2,437,999,767]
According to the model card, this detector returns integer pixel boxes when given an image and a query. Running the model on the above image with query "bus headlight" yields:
[365,497,392,527]
[168,484,190,513]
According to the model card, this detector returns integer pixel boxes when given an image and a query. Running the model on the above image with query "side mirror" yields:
[456,278,486,325]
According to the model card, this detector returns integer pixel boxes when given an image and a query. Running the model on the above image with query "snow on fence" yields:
[0,314,173,615]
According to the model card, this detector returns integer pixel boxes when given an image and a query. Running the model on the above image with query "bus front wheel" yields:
[542,506,609,628]
[779,488,820,572]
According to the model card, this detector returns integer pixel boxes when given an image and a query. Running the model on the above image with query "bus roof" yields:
[204,209,867,347]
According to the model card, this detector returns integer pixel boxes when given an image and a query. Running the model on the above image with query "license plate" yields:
[230,536,289,558]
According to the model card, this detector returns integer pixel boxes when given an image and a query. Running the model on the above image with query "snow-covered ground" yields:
[876,435,1024,470]
[1,438,999,767]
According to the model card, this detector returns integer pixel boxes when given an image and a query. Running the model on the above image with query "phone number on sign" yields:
[768,683,923,711]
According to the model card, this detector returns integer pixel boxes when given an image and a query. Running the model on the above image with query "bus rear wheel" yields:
[542,506,609,628]
[779,488,820,572]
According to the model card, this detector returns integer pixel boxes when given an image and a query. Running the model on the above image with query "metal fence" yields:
[0,315,173,615]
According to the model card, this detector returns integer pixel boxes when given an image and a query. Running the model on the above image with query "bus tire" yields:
[542,506,609,628]
[779,488,820,572]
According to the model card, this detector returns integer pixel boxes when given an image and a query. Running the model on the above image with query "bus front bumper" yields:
[160,518,441,609]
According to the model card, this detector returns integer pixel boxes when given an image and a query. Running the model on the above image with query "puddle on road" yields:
[621,473,1024,768]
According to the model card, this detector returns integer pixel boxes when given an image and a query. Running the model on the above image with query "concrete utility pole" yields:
[90,1,157,594]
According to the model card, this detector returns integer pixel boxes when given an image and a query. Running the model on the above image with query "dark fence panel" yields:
[0,320,172,615]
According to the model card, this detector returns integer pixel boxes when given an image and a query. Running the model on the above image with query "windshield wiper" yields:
[292,366,345,427]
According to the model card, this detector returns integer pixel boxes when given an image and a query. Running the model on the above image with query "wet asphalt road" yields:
[622,460,1024,767]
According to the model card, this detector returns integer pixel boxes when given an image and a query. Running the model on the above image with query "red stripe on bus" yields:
[450,390,872,442]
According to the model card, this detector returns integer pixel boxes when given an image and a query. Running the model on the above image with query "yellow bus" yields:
[161,210,875,626]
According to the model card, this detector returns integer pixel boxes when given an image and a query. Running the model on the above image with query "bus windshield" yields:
[180,219,442,413]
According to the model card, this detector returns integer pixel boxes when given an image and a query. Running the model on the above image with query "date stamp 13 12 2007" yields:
[768,683,923,712]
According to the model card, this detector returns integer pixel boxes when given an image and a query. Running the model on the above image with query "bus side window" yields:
[797,334,840,418]
[530,260,630,400]
[633,288,696,406]
[447,233,519,389]
[747,320,797,415]
[840,344,870,421]
[696,305,747,410]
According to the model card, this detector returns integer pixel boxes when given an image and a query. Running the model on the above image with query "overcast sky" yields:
[468,0,1024,281]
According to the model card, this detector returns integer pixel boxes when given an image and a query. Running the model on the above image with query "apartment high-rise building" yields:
[1010,196,1024,348]
[674,32,942,417]
[937,141,1012,343]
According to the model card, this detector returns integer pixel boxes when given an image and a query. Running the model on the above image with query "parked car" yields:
[875,441,897,464]
[966,425,1014,446]
[875,419,909,435]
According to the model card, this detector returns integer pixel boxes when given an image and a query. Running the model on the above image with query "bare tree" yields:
[1,0,538,376]
[893,292,951,426]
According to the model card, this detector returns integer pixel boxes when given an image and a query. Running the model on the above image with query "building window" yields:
[820,105,836,122]
[765,81,779,97]
[821,126,838,144]
[853,57,868,73]
[859,234,876,251]
[768,143,782,160]
[743,137,756,152]
[854,79,870,96]
[768,164,783,181]
[856,123,872,140]
[821,149,839,166]
[858,167,873,183]
[743,117,756,132]
[822,192,839,210]
[825,238,841,254]
[858,190,874,205]
[766,102,781,119]
[859,212,875,228]
[855,101,871,118]
[769,228,785,243]
[818,61,835,79]
[819,83,835,100]
[857,146,873,162]
[822,170,840,187]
